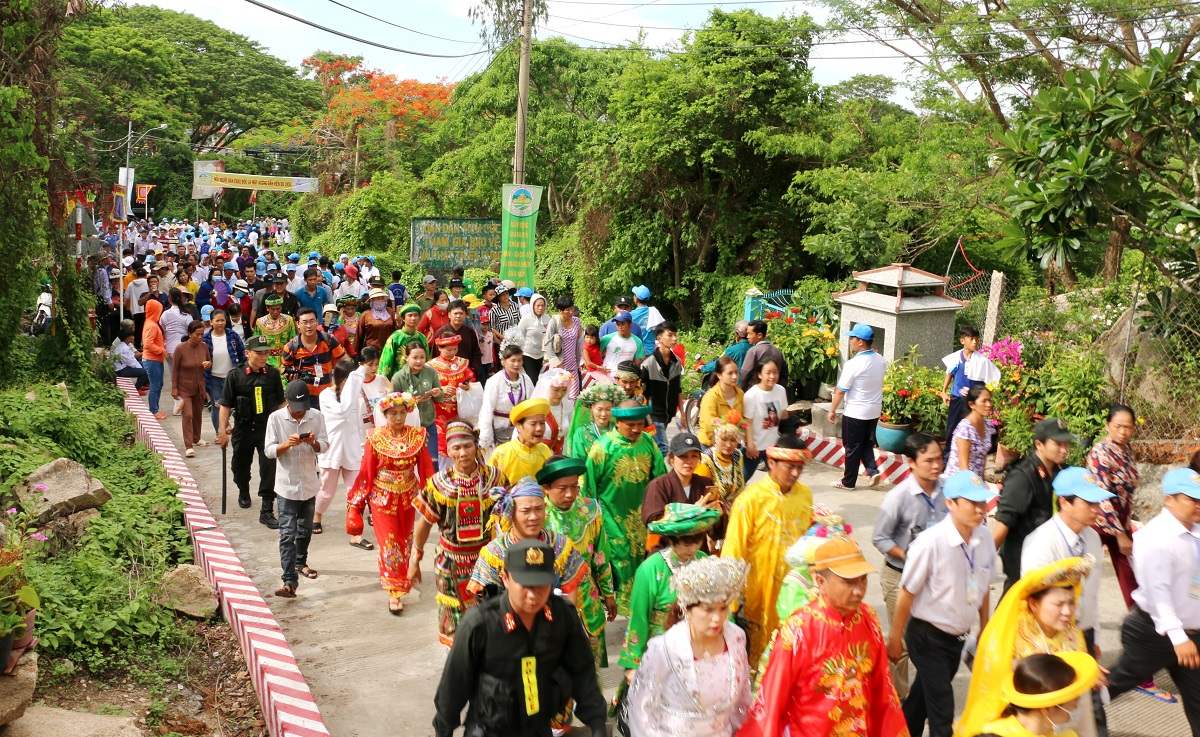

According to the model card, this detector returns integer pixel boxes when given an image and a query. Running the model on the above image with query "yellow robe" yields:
[721,475,813,667]
[487,439,552,485]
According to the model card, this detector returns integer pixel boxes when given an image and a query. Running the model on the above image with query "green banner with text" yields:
[499,184,543,288]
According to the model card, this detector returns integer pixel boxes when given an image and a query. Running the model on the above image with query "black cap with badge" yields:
[1034,417,1077,444]
[285,379,310,413]
[245,335,271,352]
[504,539,556,587]
[669,432,702,456]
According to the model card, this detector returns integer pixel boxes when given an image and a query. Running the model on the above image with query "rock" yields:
[4,705,141,737]
[1132,462,1169,523]
[42,509,100,555]
[15,459,111,527]
[158,565,218,619]
[0,653,37,727]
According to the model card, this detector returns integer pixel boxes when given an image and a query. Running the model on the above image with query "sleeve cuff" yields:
[1169,628,1189,646]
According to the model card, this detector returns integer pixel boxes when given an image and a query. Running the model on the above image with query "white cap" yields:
[322,303,338,314]
[122,256,135,267]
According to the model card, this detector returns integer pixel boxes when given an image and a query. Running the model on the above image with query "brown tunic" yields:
[359,312,397,350]
[172,340,209,397]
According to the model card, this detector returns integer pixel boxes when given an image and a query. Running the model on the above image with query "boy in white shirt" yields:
[939,325,1000,448]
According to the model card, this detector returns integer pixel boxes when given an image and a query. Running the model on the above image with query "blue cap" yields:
[308,250,320,260]
[287,253,300,262]
[613,311,632,324]
[334,263,344,272]
[285,263,297,273]
[200,305,214,320]
[632,284,651,301]
[255,263,266,276]
[1163,467,1200,499]
[1052,466,1116,503]
[848,324,875,342]
[366,255,375,263]
[516,287,534,298]
[943,470,994,502]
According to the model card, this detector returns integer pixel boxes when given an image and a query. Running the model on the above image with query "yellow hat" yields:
[510,398,550,425]
[1002,651,1101,710]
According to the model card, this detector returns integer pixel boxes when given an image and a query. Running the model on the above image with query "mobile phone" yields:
[299,432,313,440]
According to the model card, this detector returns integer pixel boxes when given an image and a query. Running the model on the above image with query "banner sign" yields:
[110,184,128,224]
[192,160,224,200]
[135,184,155,204]
[409,218,501,273]
[194,170,318,193]
[118,167,135,217]
[499,184,543,288]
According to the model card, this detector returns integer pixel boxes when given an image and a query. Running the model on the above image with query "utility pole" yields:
[512,0,532,185]
[119,119,131,324]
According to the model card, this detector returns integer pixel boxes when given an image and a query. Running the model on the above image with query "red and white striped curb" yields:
[800,427,1001,509]
[116,379,329,737]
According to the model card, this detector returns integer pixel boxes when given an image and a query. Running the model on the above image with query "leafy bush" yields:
[880,349,947,434]
[766,310,840,386]
[696,274,757,344]
[0,383,192,672]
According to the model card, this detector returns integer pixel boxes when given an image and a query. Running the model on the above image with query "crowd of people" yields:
[93,218,1200,737]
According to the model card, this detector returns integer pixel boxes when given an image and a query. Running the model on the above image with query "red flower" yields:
[807,316,817,324]
[898,389,910,398]
[790,307,802,314]
[785,317,794,324]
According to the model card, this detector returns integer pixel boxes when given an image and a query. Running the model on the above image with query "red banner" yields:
[135,183,155,204]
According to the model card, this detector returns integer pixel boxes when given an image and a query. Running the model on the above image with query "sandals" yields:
[388,598,404,616]
[274,584,297,598]
[350,538,375,551]
[1136,684,1178,704]
[312,521,323,534]
[296,565,319,580]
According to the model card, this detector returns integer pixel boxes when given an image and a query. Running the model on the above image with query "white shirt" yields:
[477,369,534,449]
[248,231,259,246]
[161,306,191,356]
[872,475,947,570]
[602,334,639,372]
[334,279,366,301]
[743,384,788,450]
[836,349,887,420]
[209,333,233,379]
[317,368,366,470]
[901,515,996,636]
[360,373,393,427]
[1021,515,1102,631]
[126,279,149,315]
[263,407,329,501]
[942,350,1002,396]
[1131,508,1200,645]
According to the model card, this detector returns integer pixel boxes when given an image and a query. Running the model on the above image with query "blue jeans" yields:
[652,421,669,456]
[425,423,439,469]
[144,360,164,414]
[206,374,226,431]
[116,365,149,390]
[277,496,315,587]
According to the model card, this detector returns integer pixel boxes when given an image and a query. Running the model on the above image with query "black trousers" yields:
[944,396,968,456]
[231,427,277,505]
[523,355,543,382]
[903,617,964,737]
[1109,607,1200,734]
[132,312,146,349]
[841,415,879,487]
[1083,627,1109,737]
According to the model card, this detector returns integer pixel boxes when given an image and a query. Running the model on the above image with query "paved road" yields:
[153,374,1187,736]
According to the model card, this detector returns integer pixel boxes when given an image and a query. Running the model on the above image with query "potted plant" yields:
[768,311,840,399]
[877,349,948,451]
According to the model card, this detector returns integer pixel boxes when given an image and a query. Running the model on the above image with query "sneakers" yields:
[833,481,855,490]
[184,448,196,458]
[260,509,280,530]
[867,472,883,487]
[196,439,209,447]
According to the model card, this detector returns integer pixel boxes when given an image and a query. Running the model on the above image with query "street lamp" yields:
[118,122,168,323]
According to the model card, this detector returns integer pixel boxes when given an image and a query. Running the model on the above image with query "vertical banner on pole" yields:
[110,184,128,224]
[499,184,542,288]
[118,167,136,218]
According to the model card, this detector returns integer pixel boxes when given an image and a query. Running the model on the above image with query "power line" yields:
[322,0,480,44]
[240,0,489,58]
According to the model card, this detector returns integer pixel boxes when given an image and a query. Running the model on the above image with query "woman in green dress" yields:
[619,503,720,676]
[566,382,624,459]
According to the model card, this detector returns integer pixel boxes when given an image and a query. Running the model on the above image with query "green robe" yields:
[582,429,666,615]
[618,548,708,670]
[566,421,609,460]
[545,496,615,667]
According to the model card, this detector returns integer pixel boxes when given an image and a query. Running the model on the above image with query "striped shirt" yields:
[282,333,346,396]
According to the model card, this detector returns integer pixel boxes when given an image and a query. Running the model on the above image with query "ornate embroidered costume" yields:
[545,496,616,665]
[428,355,475,454]
[254,313,295,371]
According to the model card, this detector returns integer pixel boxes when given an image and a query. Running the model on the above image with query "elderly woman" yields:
[1085,403,1139,609]
[619,503,720,674]
[625,555,752,737]
[172,319,211,457]
[694,415,748,511]
[534,368,575,454]
[346,392,434,614]
[566,382,625,459]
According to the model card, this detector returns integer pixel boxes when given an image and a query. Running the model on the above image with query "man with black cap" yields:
[641,432,717,526]
[217,335,286,528]
[264,379,328,598]
[433,538,608,737]
[599,295,646,340]
[991,416,1073,593]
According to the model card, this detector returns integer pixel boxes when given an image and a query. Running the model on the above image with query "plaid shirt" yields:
[282,332,346,396]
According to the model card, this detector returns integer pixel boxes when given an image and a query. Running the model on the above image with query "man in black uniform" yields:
[216,335,285,529]
[433,538,607,737]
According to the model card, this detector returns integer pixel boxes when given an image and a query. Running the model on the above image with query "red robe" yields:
[347,426,434,596]
[737,599,908,737]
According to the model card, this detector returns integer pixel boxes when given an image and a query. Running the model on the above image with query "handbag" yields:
[457,382,485,423]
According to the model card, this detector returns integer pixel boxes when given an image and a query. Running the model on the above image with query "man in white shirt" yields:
[872,432,946,699]
[939,325,1000,451]
[888,470,996,737]
[828,323,888,489]
[264,380,329,599]
[1107,467,1200,730]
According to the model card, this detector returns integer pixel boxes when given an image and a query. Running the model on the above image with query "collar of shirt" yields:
[905,476,942,500]
[1154,507,1200,540]
[940,515,983,550]
[1052,514,1083,552]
